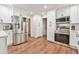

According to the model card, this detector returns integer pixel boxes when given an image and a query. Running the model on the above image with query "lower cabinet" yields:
[70,31,78,48]
[5,31,13,46]
[0,37,7,54]
[76,37,79,53]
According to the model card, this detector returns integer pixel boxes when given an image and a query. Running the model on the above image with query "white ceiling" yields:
[14,4,72,15]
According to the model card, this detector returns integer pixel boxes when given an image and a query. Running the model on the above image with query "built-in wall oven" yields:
[55,33,69,44]
[55,16,70,44]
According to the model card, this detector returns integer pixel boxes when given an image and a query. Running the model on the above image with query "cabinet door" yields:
[0,5,12,23]
[63,8,70,17]
[6,31,13,46]
[9,31,13,45]
[70,6,78,23]
[56,9,63,18]
[77,5,79,22]
[0,38,7,54]
[56,8,70,18]
[70,31,77,47]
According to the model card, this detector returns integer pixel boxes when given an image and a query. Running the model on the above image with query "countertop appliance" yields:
[3,23,13,30]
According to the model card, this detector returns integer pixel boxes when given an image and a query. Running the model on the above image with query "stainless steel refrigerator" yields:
[12,16,28,45]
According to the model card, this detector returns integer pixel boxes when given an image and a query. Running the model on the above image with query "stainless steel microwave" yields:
[56,16,70,23]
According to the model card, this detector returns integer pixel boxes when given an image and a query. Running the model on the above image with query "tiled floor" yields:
[8,37,78,54]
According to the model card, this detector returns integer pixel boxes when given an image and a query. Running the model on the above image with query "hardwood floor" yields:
[8,36,78,54]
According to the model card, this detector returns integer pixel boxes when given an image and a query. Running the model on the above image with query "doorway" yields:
[42,18,47,37]
[28,18,31,37]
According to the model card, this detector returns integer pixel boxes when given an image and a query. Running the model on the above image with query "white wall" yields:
[31,15,43,38]
[47,10,56,42]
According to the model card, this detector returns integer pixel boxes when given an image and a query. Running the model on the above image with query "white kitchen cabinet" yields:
[0,5,12,23]
[56,7,70,18]
[63,8,70,16]
[70,31,77,48]
[0,38,7,54]
[76,36,79,53]
[0,31,8,54]
[47,11,56,42]
[56,9,63,18]
[5,30,13,46]
[70,5,79,23]
[77,5,79,22]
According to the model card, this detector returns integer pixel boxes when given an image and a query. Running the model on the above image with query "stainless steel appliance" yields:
[3,23,13,30]
[55,33,69,44]
[55,16,70,44]
[12,16,28,45]
[56,16,70,23]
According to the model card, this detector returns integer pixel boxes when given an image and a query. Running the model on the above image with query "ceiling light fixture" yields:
[44,5,47,9]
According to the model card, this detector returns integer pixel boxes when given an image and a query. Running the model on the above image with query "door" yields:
[43,18,47,36]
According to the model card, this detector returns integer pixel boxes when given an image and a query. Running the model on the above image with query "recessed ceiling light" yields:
[44,5,47,9]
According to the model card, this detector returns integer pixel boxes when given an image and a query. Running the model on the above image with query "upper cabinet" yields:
[0,5,12,23]
[56,7,70,18]
[70,5,79,23]
[70,5,78,23]
[56,5,79,23]
[77,5,79,23]
[13,6,28,17]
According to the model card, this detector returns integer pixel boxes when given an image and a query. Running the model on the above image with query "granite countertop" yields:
[0,31,8,38]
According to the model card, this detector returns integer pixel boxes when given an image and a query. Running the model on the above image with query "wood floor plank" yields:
[8,37,78,54]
